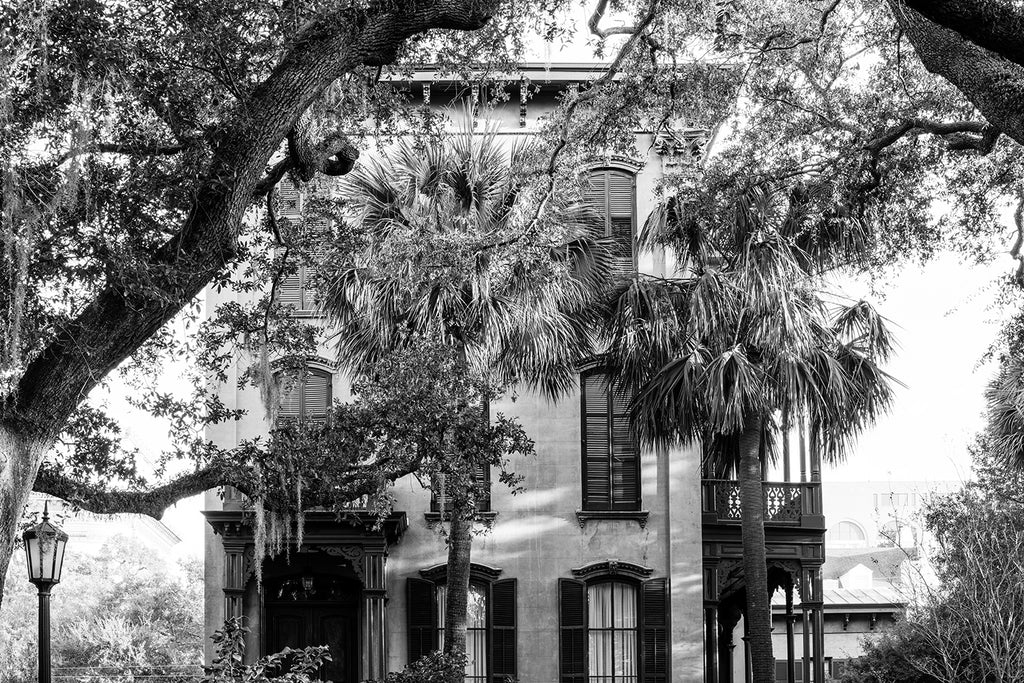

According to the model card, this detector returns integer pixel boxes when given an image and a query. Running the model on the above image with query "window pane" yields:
[436,584,489,683]
[588,583,613,628]
[588,581,638,683]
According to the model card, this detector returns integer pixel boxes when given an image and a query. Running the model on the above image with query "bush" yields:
[201,618,329,683]
[369,652,468,683]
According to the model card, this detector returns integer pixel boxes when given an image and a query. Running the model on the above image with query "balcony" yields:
[701,480,823,529]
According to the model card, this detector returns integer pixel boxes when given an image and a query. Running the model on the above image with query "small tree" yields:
[846,441,1024,683]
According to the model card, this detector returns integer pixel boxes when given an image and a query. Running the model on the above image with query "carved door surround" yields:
[205,510,407,681]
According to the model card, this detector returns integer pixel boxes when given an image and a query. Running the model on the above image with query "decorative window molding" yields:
[269,355,338,372]
[585,155,645,173]
[653,128,710,168]
[419,562,504,583]
[575,509,650,528]
[423,510,498,530]
[570,559,654,582]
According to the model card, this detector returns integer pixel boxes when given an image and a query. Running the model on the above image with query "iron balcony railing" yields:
[701,479,823,527]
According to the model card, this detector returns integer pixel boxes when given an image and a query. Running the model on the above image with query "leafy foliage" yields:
[368,651,468,683]
[842,440,1024,683]
[201,618,328,683]
[0,536,202,682]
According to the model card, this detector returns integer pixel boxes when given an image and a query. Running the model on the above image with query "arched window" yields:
[277,367,332,424]
[407,566,517,682]
[827,520,868,548]
[559,566,667,683]
[581,369,640,511]
[584,169,636,278]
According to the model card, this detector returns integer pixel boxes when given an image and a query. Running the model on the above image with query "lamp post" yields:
[23,502,68,683]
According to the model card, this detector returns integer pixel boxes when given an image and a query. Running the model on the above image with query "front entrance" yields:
[264,561,362,683]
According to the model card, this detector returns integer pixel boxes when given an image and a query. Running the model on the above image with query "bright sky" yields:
[826,252,1012,484]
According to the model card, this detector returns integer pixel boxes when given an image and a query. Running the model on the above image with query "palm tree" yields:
[602,184,897,682]
[319,114,611,679]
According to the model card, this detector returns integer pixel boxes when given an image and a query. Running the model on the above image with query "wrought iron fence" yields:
[53,665,203,682]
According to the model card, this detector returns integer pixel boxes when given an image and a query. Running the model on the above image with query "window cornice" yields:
[570,559,654,582]
[419,562,503,583]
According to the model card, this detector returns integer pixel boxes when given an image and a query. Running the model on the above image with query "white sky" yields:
[825,252,1012,484]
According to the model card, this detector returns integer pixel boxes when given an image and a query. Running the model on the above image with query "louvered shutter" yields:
[610,386,640,510]
[491,579,517,683]
[607,171,635,276]
[584,172,607,221]
[475,461,492,512]
[582,372,611,511]
[407,578,438,662]
[302,370,331,423]
[300,219,330,310]
[278,269,303,310]
[558,578,587,683]
[641,578,668,683]
[278,376,301,424]
[278,178,302,217]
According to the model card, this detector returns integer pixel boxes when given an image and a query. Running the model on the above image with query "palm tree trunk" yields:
[738,413,775,683]
[443,497,472,683]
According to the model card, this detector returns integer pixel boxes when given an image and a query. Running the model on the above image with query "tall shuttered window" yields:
[584,169,636,278]
[277,368,332,424]
[581,370,640,511]
[275,178,327,314]
[407,575,517,683]
[559,577,668,683]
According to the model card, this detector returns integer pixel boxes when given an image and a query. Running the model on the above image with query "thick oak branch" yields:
[901,0,1024,69]
[890,1,1024,147]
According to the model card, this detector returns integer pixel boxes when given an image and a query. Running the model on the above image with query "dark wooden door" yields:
[266,604,359,683]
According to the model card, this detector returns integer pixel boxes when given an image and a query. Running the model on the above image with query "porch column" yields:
[785,584,796,683]
[704,602,719,683]
[810,569,825,683]
[361,550,387,680]
[801,607,811,682]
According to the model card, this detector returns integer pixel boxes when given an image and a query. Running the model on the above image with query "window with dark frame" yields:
[558,576,667,683]
[407,572,517,683]
[277,367,332,425]
[581,370,640,511]
[584,168,636,278]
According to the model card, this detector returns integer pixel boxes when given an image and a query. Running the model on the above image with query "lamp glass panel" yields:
[38,534,56,581]
[24,535,38,580]
[51,537,67,582]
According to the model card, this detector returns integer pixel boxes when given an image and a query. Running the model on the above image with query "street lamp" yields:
[23,502,68,683]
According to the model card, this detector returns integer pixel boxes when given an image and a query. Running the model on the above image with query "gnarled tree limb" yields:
[890,1,1024,147]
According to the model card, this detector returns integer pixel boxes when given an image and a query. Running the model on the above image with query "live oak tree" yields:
[1,0,729,614]
[0,0,574,609]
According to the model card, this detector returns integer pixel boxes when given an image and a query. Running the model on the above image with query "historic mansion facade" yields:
[202,65,829,683]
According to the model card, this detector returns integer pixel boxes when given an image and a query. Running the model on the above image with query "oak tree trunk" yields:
[0,427,49,612]
[738,414,774,683]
